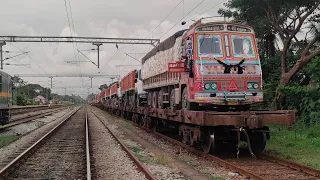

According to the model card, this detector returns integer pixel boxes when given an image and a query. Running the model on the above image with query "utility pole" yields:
[49,77,53,88]
[93,43,102,68]
[0,41,6,70]
[110,77,115,83]
[64,88,67,102]
[89,77,93,88]
[45,88,48,104]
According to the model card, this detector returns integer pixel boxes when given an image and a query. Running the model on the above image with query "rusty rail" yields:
[138,125,266,180]
[90,109,156,180]
[258,153,320,178]
[0,108,65,130]
[0,107,81,178]
[85,109,92,180]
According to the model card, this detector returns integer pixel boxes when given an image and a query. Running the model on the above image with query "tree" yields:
[219,0,320,86]
[87,93,96,101]
[16,93,27,106]
[98,84,108,91]
[12,76,26,88]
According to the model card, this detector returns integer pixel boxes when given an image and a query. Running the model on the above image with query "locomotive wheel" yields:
[201,128,216,154]
[250,132,267,153]
[157,90,164,109]
[152,91,158,108]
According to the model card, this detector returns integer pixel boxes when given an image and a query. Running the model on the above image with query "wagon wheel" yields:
[157,90,164,109]
[201,128,216,154]
[250,132,267,153]
[152,91,158,108]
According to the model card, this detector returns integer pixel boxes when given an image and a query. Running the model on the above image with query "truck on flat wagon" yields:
[96,18,296,154]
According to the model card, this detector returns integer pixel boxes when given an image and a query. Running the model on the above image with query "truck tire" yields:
[170,89,175,109]
[152,91,158,108]
[182,88,197,110]
[148,93,152,106]
[158,90,164,109]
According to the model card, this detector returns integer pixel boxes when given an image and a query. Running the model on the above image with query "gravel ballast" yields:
[90,108,197,180]
[91,106,246,180]
[0,106,78,163]
[88,111,147,180]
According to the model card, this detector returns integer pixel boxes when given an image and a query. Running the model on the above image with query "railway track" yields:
[11,104,65,116]
[97,108,320,180]
[0,106,91,179]
[154,129,320,180]
[0,107,67,130]
[90,109,156,180]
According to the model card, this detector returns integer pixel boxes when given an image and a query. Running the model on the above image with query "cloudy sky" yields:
[0,0,226,98]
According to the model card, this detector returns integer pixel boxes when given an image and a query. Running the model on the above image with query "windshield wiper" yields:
[214,58,245,74]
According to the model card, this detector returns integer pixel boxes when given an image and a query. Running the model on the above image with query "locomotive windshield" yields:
[231,34,256,58]
[197,34,223,58]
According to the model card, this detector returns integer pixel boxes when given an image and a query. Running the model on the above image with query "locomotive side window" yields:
[231,35,255,58]
[197,35,223,58]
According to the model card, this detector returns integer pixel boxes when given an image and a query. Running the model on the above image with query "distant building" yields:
[34,95,46,105]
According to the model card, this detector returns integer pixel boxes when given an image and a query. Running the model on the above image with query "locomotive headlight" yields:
[204,83,210,90]
[247,83,253,89]
[211,83,218,90]
[253,83,259,89]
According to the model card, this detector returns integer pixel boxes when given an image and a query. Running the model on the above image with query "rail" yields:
[0,106,81,177]
[258,153,320,178]
[90,109,156,180]
[0,107,65,129]
[12,104,64,109]
[85,109,92,180]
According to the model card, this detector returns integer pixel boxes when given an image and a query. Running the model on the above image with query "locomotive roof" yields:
[142,29,188,64]
[0,70,12,77]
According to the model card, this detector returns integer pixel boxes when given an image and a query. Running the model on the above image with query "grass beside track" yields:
[265,125,320,170]
[0,135,19,148]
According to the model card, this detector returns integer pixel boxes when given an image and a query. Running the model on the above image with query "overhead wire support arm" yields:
[3,51,29,61]
[14,74,120,78]
[0,36,160,46]
[77,49,97,66]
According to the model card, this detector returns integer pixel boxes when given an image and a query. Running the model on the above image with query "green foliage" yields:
[0,136,19,148]
[266,125,320,170]
[26,100,32,105]
[16,93,27,106]
[218,0,319,38]
[277,86,320,126]
[87,93,96,101]
[18,84,51,100]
